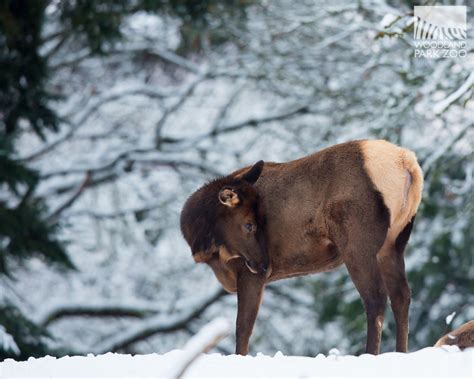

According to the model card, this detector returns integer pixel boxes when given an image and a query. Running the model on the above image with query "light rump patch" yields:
[360,140,423,242]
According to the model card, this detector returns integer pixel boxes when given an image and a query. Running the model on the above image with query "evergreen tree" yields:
[0,0,250,360]
[0,0,73,360]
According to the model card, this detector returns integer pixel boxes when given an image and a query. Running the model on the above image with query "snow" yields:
[167,318,232,378]
[380,14,399,28]
[328,348,341,356]
[0,326,20,356]
[446,311,457,325]
[1,347,472,378]
[432,72,474,115]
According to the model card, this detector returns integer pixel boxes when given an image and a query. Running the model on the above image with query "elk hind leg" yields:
[377,217,415,352]
[329,196,390,355]
[345,254,387,355]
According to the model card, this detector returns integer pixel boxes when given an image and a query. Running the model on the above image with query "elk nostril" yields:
[245,259,268,275]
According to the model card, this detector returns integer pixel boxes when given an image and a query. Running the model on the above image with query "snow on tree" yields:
[1,0,472,359]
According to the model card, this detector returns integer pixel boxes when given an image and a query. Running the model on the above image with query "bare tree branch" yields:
[214,104,310,136]
[48,172,91,222]
[210,82,246,134]
[155,74,209,146]
[159,103,311,148]
[50,50,96,70]
[39,303,158,327]
[65,201,170,220]
[91,286,227,354]
[422,122,472,176]
[46,172,117,196]
[51,45,204,74]
[21,86,172,162]
[41,149,221,179]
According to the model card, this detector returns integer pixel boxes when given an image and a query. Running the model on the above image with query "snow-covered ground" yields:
[1,317,473,378]
[1,347,473,378]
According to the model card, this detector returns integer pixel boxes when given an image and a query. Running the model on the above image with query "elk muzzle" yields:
[245,258,268,274]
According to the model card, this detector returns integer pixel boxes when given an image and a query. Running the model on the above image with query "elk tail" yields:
[400,148,424,224]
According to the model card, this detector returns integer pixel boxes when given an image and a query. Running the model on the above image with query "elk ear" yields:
[242,160,264,184]
[218,187,240,207]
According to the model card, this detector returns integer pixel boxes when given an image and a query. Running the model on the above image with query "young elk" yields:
[180,140,423,355]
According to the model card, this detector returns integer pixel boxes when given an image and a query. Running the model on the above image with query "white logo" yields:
[413,6,467,58]
[414,6,466,40]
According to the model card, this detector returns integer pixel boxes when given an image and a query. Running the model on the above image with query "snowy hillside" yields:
[1,347,473,378]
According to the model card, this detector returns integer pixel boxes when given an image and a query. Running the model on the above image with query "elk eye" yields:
[244,223,254,233]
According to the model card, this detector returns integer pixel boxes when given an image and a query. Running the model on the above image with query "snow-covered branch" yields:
[92,287,227,354]
[433,72,474,115]
[41,149,221,179]
[422,122,472,176]
[0,325,20,356]
[48,172,91,222]
[38,302,159,327]
[21,86,172,162]
[144,47,203,75]
[155,74,209,145]
[214,104,310,136]
[64,201,170,220]
[168,318,232,379]
[160,103,312,147]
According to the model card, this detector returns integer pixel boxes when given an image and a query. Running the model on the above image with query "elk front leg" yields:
[235,268,266,355]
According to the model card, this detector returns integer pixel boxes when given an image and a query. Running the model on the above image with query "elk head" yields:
[180,160,269,275]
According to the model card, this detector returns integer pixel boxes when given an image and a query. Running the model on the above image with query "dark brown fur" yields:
[181,140,421,355]
[395,216,415,254]
[435,320,474,349]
